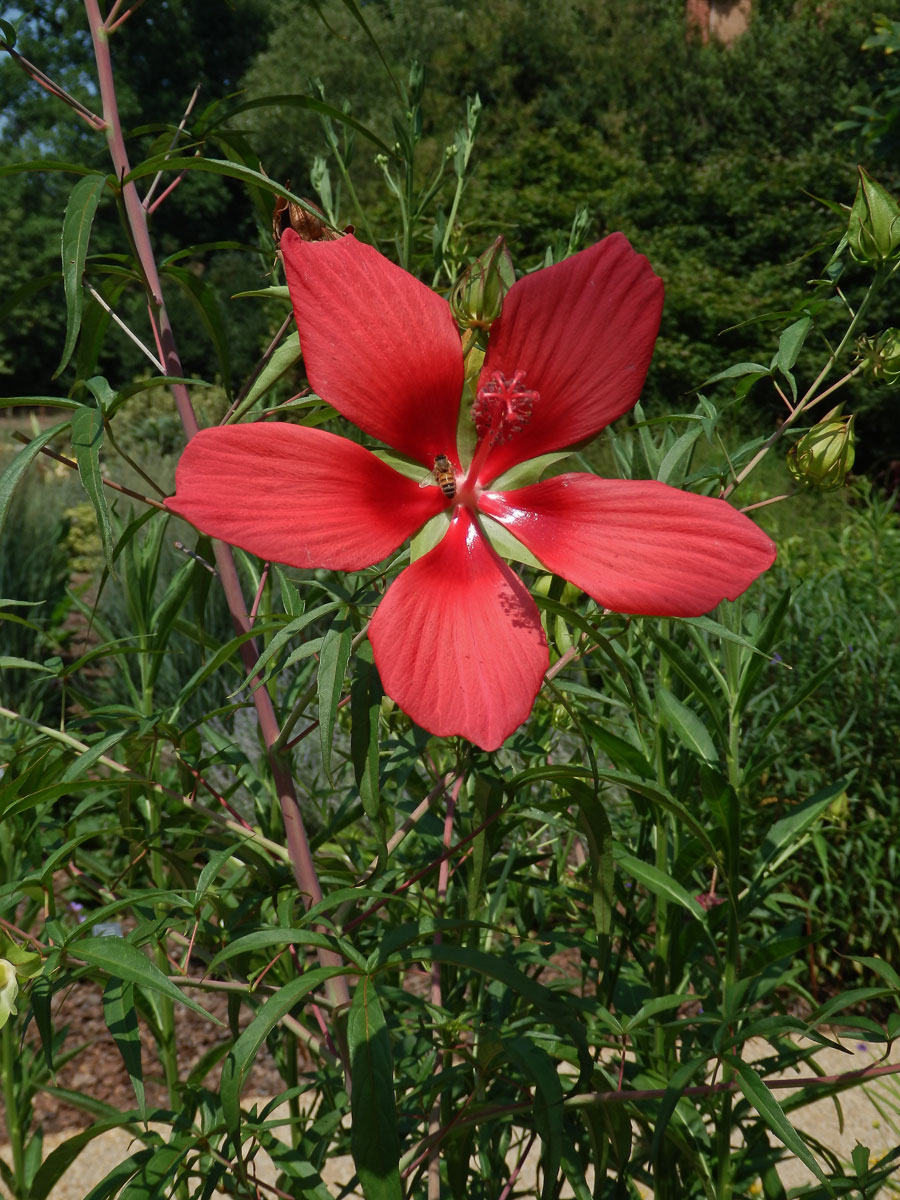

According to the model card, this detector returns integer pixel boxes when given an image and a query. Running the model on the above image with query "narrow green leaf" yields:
[731,1059,830,1188]
[850,955,900,990]
[480,513,546,568]
[61,730,130,782]
[701,362,771,387]
[70,405,114,570]
[679,613,775,658]
[773,317,812,376]
[207,928,365,975]
[735,587,791,714]
[29,1114,160,1200]
[0,159,103,180]
[220,969,342,1136]
[623,993,695,1032]
[351,642,382,820]
[31,974,54,1073]
[750,657,841,751]
[102,979,146,1118]
[647,1053,711,1167]
[613,846,708,923]
[504,1037,563,1200]
[193,843,244,904]
[147,558,196,687]
[568,784,615,941]
[647,629,726,741]
[85,376,118,412]
[348,978,402,1200]
[656,684,718,763]
[68,936,217,1023]
[755,780,847,875]
[57,173,108,376]
[123,150,399,198]
[318,621,353,782]
[631,401,661,476]
[657,425,703,486]
[0,421,69,540]
[236,601,340,691]
[489,451,574,491]
[227,330,301,423]
[0,656,56,674]
[581,719,654,779]
[231,285,291,301]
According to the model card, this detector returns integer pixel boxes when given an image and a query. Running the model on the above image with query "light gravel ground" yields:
[3,1039,898,1198]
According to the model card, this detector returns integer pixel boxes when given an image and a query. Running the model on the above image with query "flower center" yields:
[472,370,538,445]
[458,369,540,499]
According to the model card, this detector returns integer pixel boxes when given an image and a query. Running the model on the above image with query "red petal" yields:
[479,475,776,616]
[282,231,464,466]
[476,235,663,482]
[166,424,444,570]
[369,509,549,750]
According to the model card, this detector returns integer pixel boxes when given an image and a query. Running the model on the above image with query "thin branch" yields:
[428,777,461,1200]
[0,42,106,129]
[10,431,167,509]
[85,281,164,371]
[739,493,792,514]
[146,171,187,214]
[222,313,295,424]
[106,0,148,34]
[143,84,201,209]
[249,563,271,626]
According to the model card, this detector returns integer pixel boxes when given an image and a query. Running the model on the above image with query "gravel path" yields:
[3,1038,897,1198]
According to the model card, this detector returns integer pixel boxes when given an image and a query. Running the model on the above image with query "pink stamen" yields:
[462,369,540,493]
[472,370,539,444]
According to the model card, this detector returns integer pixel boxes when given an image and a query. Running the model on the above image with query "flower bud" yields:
[450,237,515,330]
[0,935,42,1029]
[787,404,856,491]
[857,328,900,386]
[847,168,900,266]
[0,959,19,1030]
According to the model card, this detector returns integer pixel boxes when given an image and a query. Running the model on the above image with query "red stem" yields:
[82,0,349,1026]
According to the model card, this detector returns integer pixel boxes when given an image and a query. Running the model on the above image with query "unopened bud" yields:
[847,168,900,266]
[857,328,900,386]
[0,935,39,1030]
[450,237,515,330]
[787,405,856,491]
[0,959,18,1029]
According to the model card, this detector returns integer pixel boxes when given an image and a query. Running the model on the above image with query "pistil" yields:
[463,369,539,489]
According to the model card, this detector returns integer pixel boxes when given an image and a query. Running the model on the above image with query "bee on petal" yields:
[419,454,457,500]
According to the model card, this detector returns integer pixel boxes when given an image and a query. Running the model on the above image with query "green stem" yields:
[716,615,745,1200]
[722,266,891,501]
[652,621,672,1070]
[1,1018,26,1196]
[145,797,180,1112]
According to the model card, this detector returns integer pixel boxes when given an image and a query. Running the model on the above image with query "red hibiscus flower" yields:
[166,230,775,751]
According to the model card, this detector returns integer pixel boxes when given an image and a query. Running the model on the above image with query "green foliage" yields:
[2,3,900,1198]
[0,451,74,717]
[748,480,900,980]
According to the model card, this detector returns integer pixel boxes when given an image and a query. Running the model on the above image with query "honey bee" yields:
[419,453,457,500]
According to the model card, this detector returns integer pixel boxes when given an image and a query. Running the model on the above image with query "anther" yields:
[472,370,539,445]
